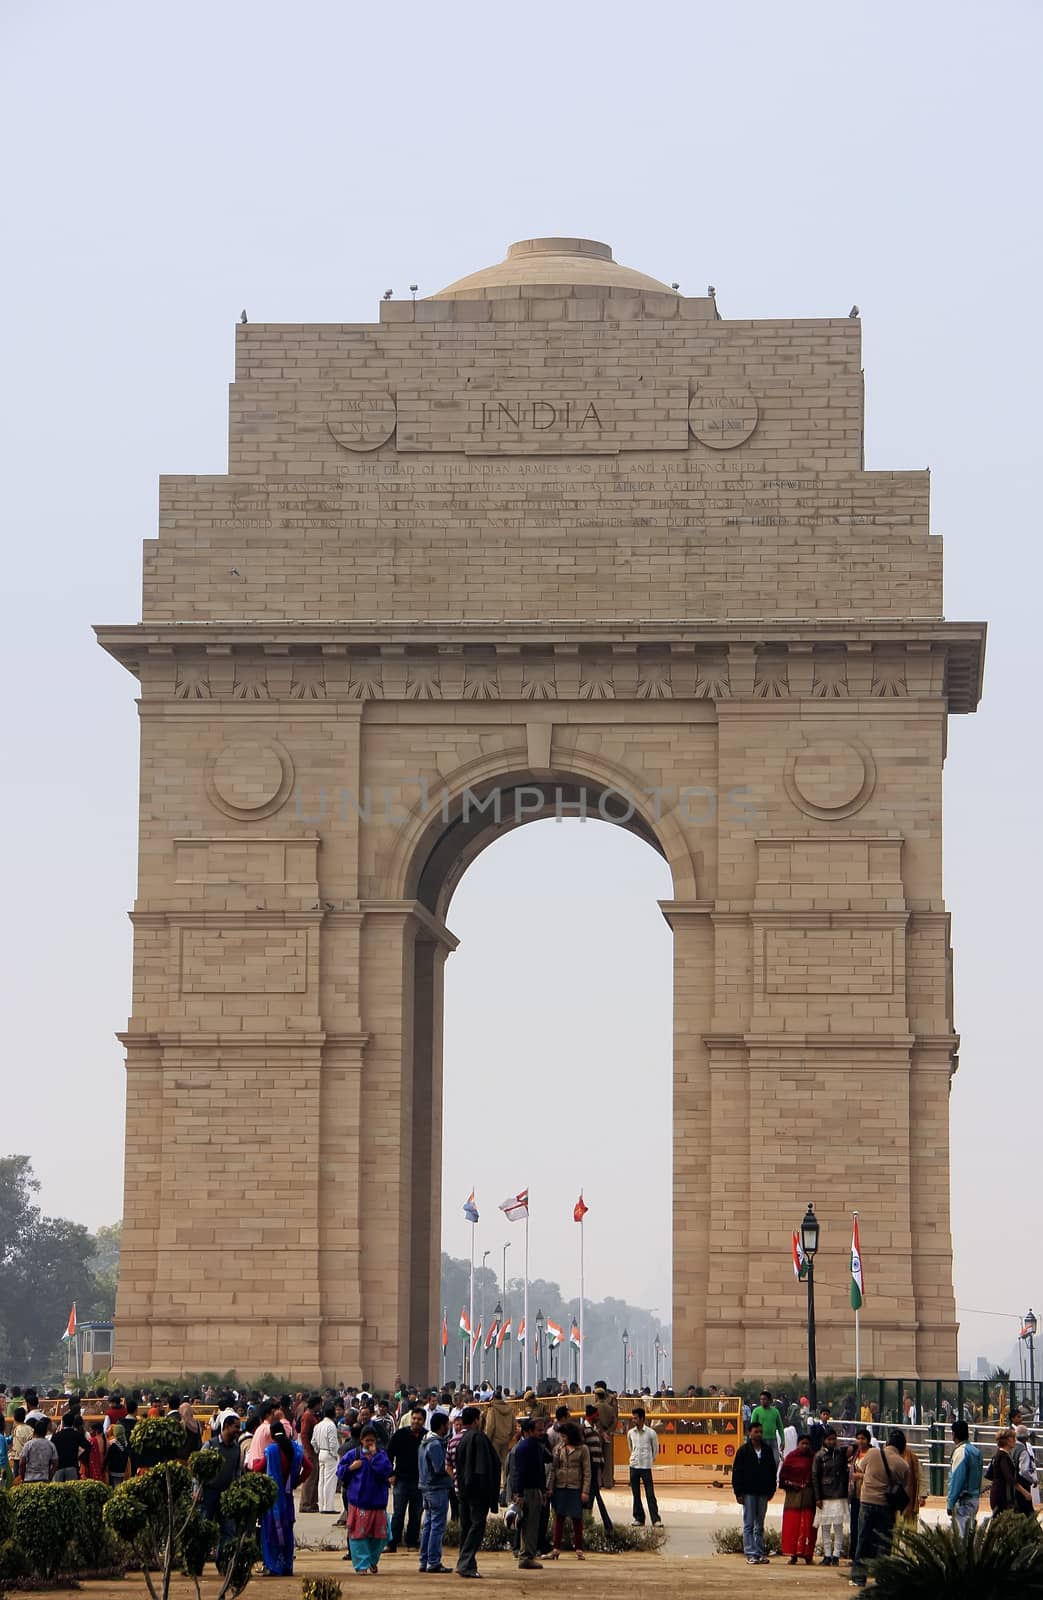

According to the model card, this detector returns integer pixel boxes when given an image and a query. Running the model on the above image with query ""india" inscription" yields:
[480,399,604,432]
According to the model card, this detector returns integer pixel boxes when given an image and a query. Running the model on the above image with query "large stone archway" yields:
[98,236,984,1387]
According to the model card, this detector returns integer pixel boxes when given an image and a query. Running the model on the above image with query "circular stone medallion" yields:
[326,392,397,452]
[688,388,759,449]
[206,739,294,820]
[785,738,875,820]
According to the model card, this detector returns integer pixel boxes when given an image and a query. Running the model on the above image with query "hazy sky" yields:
[2,1,1040,1371]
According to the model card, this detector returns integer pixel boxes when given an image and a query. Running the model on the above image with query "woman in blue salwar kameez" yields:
[255,1421,306,1576]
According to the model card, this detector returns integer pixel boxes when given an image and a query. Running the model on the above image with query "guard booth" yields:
[66,1319,115,1378]
[612,1396,743,1482]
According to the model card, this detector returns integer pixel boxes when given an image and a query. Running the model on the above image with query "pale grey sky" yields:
[1,0,1040,1370]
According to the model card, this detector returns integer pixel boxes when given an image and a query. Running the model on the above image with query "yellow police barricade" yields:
[611,1397,743,1483]
[500,1393,743,1484]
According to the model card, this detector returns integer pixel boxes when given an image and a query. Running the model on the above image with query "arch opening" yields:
[403,770,672,922]
[399,788,677,1390]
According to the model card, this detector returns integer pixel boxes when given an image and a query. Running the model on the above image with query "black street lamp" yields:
[1025,1308,1038,1405]
[622,1326,630,1393]
[493,1301,503,1388]
[800,1203,820,1415]
[536,1308,544,1386]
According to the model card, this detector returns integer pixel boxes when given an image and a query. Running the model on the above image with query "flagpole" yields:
[579,1210,585,1393]
[441,1307,447,1387]
[469,1198,476,1389]
[523,1208,530,1392]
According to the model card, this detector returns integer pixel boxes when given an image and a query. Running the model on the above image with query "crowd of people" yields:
[0,1377,655,1580]
[731,1387,1040,1586]
[4,1376,1039,1584]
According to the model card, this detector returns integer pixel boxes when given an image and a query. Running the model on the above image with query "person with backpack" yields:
[850,1428,911,1589]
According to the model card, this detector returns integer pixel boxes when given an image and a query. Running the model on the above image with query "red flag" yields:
[573,1193,588,1223]
[485,1320,498,1352]
[441,1310,448,1351]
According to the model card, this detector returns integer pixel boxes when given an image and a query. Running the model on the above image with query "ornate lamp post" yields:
[622,1326,630,1394]
[536,1307,544,1387]
[1025,1308,1038,1406]
[800,1203,820,1414]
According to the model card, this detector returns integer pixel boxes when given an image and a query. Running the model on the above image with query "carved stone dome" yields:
[430,237,672,299]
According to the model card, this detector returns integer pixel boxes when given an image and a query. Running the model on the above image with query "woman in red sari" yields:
[779,1436,816,1564]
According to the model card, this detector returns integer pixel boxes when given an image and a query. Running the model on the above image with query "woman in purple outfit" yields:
[338,1425,394,1574]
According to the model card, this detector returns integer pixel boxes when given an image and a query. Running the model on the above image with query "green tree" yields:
[103,1418,275,1600]
[87,1221,122,1320]
[0,1154,118,1376]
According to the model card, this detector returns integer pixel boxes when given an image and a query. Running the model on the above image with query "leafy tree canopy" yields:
[0,1154,121,1379]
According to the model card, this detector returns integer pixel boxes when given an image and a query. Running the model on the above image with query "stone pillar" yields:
[358,900,457,1388]
[661,902,715,1383]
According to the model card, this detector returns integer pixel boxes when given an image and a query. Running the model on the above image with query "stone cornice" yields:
[96,621,986,713]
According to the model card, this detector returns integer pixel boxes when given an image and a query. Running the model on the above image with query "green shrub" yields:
[0,1538,30,1581]
[0,1493,12,1545]
[220,1472,278,1527]
[712,1523,784,1556]
[301,1579,343,1600]
[581,1517,666,1554]
[190,1448,223,1486]
[180,1515,221,1579]
[9,1482,82,1579]
[438,1514,663,1555]
[65,1478,113,1569]
[443,1516,513,1552]
[130,1415,188,1464]
[869,1512,1043,1598]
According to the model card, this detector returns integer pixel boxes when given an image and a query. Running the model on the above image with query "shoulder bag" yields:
[878,1445,910,1513]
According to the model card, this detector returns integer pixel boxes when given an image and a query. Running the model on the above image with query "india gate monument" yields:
[97,237,985,1387]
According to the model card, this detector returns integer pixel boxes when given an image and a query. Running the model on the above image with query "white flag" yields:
[499,1189,529,1222]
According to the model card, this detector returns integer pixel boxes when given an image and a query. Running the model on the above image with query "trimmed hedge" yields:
[9,1483,82,1580]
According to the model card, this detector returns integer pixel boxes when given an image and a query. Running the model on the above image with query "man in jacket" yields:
[947,1418,983,1535]
[510,1416,548,1570]
[386,1405,427,1553]
[732,1421,778,1565]
[850,1429,912,1588]
[482,1389,516,1472]
[812,1427,849,1565]
[418,1412,452,1574]
[454,1407,502,1579]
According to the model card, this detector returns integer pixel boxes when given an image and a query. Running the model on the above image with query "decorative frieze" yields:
[152,641,957,703]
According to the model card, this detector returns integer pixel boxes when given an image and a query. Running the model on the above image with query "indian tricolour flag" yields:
[459,1307,471,1341]
[850,1215,865,1310]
